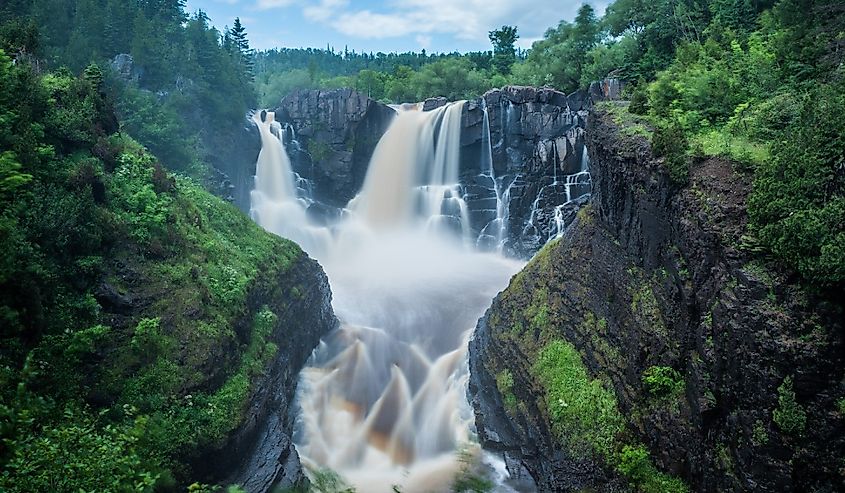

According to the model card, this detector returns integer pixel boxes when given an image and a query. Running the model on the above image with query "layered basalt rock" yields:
[468,104,845,492]
[273,88,396,210]
[459,86,592,257]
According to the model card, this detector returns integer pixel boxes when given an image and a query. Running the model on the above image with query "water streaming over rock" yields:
[249,111,331,256]
[250,103,524,491]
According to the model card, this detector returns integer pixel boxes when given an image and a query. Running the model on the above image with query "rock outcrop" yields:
[459,86,591,256]
[274,88,396,210]
[469,103,845,491]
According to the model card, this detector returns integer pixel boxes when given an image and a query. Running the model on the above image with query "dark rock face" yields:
[195,254,338,492]
[273,88,396,209]
[205,119,261,210]
[460,86,591,257]
[469,105,845,492]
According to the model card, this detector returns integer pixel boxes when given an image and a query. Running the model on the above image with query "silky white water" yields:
[250,104,523,491]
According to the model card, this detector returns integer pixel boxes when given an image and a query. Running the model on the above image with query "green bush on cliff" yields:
[642,366,685,398]
[773,376,807,435]
[617,445,687,493]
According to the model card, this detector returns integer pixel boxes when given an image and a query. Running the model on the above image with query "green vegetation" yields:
[752,419,770,445]
[642,366,685,398]
[0,47,303,490]
[773,376,807,435]
[1,1,257,179]
[616,445,688,493]
[495,369,518,413]
[533,340,623,457]
[532,340,687,491]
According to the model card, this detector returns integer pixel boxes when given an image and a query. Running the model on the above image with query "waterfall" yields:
[353,101,471,241]
[476,100,510,252]
[249,111,330,256]
[249,101,523,492]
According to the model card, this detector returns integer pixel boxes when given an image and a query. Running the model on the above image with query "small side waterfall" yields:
[249,111,331,256]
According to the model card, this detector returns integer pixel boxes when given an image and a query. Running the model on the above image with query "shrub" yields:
[629,85,649,115]
[748,84,845,287]
[651,121,689,185]
[642,366,685,398]
[772,376,807,435]
[616,445,688,493]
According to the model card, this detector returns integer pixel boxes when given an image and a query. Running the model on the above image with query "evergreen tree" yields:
[489,25,519,74]
[229,17,254,81]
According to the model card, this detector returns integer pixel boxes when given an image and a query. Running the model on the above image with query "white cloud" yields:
[256,0,298,10]
[304,0,350,22]
[300,0,611,46]
[416,34,432,49]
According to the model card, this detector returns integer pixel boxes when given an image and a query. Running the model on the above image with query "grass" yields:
[532,339,688,492]
[690,129,769,167]
[596,101,653,138]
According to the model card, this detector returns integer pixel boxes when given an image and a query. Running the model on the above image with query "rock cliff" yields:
[469,103,845,492]
[274,88,396,210]
[203,254,337,492]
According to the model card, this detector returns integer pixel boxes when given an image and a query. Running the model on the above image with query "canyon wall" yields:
[468,104,845,492]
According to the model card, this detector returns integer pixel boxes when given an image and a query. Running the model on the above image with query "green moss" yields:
[495,369,517,413]
[631,283,668,339]
[532,340,687,492]
[532,340,624,457]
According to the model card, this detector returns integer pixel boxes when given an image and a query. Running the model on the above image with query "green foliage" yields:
[628,85,649,115]
[642,366,685,398]
[489,26,519,75]
[772,376,807,435]
[838,397,845,416]
[752,419,769,445]
[511,4,601,92]
[651,121,690,185]
[531,340,687,491]
[747,83,845,287]
[0,401,159,493]
[532,340,624,457]
[616,445,688,493]
[495,369,517,412]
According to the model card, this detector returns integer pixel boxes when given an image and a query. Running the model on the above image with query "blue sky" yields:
[184,0,611,53]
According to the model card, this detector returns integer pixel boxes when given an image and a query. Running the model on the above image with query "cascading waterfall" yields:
[249,111,331,255]
[476,101,509,252]
[250,102,523,492]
